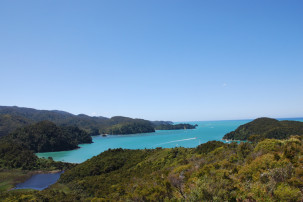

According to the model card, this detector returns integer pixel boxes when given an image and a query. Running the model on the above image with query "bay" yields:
[36,118,303,163]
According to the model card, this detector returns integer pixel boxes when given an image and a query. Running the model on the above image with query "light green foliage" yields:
[274,183,302,201]
[254,139,283,154]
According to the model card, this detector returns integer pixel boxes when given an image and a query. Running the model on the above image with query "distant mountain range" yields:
[0,106,183,137]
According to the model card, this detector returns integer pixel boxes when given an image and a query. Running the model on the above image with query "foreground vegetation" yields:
[2,136,303,201]
[0,140,73,193]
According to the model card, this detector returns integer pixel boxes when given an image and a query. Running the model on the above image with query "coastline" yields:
[222,139,244,142]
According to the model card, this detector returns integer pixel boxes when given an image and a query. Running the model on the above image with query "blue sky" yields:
[0,0,302,121]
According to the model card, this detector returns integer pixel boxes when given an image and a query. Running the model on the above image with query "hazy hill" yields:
[0,106,195,137]
[0,106,109,135]
[0,106,157,136]
[151,120,174,126]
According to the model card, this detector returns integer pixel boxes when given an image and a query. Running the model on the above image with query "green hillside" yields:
[223,117,303,141]
[0,140,71,171]
[0,114,31,137]
[4,121,92,152]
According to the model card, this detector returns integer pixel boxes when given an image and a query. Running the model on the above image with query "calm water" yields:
[37,118,303,163]
[14,171,63,191]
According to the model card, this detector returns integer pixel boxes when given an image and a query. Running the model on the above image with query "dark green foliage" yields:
[223,117,303,140]
[155,123,197,130]
[0,141,71,170]
[6,121,92,152]
[0,141,38,170]
[0,114,31,137]
[100,121,155,135]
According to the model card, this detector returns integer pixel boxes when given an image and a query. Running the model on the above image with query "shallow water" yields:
[36,118,303,163]
[14,171,63,191]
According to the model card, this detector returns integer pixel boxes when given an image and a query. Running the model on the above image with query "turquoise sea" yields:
[36,118,303,163]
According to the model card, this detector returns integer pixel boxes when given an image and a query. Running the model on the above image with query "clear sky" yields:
[0,0,302,121]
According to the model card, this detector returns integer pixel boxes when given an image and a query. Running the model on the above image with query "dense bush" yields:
[0,141,71,170]
[0,114,31,137]
[223,117,303,141]
[100,121,155,135]
[6,121,92,152]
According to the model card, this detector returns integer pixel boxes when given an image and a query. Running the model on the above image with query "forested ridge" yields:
[223,117,303,141]
[0,114,31,137]
[0,106,195,137]
[0,106,156,136]
[3,121,92,152]
[100,121,155,135]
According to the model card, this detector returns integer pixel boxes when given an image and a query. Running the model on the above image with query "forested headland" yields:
[3,121,92,152]
[223,117,303,141]
[155,123,197,130]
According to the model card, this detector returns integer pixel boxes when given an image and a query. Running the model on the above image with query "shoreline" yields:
[222,139,244,142]
[8,170,64,191]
